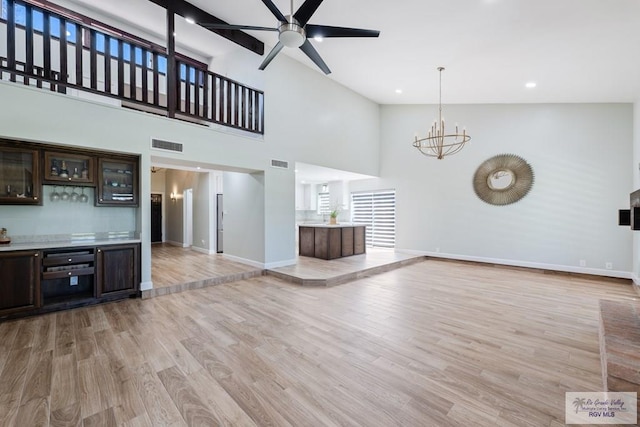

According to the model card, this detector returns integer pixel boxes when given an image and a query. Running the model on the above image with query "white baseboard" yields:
[222,253,265,269]
[140,281,153,291]
[396,248,633,280]
[191,246,216,255]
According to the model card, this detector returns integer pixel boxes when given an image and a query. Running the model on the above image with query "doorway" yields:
[151,193,162,243]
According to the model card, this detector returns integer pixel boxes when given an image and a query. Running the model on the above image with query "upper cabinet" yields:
[0,144,41,205]
[0,139,138,207]
[43,151,95,186]
[97,156,139,206]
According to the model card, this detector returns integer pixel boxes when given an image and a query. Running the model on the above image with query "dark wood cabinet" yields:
[43,151,95,186]
[0,144,41,205]
[299,225,367,260]
[0,250,40,317]
[353,226,366,255]
[96,243,140,297]
[97,157,139,206]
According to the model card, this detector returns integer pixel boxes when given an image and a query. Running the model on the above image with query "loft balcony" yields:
[0,0,265,135]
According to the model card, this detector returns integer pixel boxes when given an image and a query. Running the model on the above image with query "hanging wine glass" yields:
[79,187,89,203]
[50,186,60,202]
[70,187,80,202]
[60,186,70,201]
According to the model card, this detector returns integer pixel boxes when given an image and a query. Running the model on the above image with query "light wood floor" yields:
[151,244,263,290]
[0,259,636,426]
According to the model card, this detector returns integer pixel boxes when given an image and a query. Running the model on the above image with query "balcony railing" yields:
[0,0,264,135]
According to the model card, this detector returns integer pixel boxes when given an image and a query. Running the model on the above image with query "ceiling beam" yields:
[148,0,264,55]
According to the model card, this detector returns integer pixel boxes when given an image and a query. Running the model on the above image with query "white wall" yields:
[223,171,265,265]
[2,186,136,236]
[193,172,211,252]
[351,103,634,277]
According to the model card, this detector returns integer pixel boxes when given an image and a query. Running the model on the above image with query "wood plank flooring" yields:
[1,259,637,426]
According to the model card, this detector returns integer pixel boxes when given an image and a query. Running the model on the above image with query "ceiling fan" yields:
[201,0,380,75]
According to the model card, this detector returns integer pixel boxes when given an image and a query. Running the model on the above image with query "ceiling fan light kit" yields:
[279,17,306,47]
[201,0,380,75]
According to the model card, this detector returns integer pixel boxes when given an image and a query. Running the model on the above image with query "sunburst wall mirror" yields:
[473,154,534,206]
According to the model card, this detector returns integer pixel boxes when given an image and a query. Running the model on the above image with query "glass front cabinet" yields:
[0,145,41,205]
[97,157,139,206]
[43,151,95,186]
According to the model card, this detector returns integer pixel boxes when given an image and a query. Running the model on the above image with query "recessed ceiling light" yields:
[525,82,537,89]
[314,36,323,42]
[185,17,195,25]
[395,89,403,94]
[196,166,201,170]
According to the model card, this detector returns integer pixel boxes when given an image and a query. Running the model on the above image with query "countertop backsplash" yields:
[0,186,137,238]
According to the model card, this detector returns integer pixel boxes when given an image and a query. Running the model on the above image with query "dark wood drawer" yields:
[42,253,94,267]
[42,267,94,280]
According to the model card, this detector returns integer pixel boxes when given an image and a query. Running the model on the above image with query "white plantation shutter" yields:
[351,190,396,248]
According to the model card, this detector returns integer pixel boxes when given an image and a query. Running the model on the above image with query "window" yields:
[317,192,330,215]
[351,190,396,248]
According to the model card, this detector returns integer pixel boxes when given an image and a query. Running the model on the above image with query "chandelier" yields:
[413,67,470,159]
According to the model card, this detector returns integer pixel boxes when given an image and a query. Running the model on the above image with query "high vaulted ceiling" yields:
[56,0,640,105]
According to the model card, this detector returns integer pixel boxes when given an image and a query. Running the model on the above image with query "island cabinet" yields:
[0,250,41,317]
[299,225,367,260]
[96,243,140,298]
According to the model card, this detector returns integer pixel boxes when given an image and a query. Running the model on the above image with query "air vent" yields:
[271,159,289,169]
[151,138,183,153]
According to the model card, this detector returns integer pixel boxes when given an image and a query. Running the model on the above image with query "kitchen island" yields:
[299,224,366,260]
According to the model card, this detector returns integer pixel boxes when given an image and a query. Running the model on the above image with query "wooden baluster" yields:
[248,88,254,132]
[43,11,52,90]
[104,35,111,94]
[24,3,34,86]
[184,65,191,114]
[59,17,68,93]
[6,0,16,82]
[90,30,97,90]
[194,69,201,117]
[117,40,124,97]
[75,26,83,88]
[213,76,219,123]
[259,92,264,134]
[226,81,233,126]
[141,50,149,104]
[152,52,160,107]
[202,71,209,120]
[130,45,137,100]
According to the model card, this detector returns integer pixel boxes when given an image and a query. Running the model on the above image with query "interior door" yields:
[151,193,162,243]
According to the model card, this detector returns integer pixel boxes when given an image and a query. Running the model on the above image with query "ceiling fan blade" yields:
[305,25,380,38]
[294,0,324,26]
[299,39,331,74]
[259,41,285,70]
[201,23,278,32]
[262,0,288,23]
